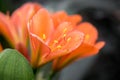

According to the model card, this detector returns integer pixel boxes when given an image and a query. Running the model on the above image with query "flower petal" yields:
[47,25,84,63]
[52,11,82,28]
[52,11,67,28]
[95,41,105,49]
[29,33,51,67]
[11,2,41,45]
[28,8,54,43]
[76,43,99,58]
[57,41,104,69]
[49,22,73,43]
[77,22,98,44]
[11,2,41,27]
[0,12,18,46]
[68,14,82,25]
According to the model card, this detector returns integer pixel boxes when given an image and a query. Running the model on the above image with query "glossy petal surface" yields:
[29,33,51,67]
[28,9,54,42]
[77,22,98,44]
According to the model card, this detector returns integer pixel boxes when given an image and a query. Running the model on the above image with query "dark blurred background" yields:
[0,0,120,80]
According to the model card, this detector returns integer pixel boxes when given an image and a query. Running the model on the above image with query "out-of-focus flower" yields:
[28,8,84,68]
[52,22,105,71]
[0,2,41,60]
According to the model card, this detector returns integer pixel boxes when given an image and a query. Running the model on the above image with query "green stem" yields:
[33,68,37,75]
[47,71,56,80]
[33,68,38,80]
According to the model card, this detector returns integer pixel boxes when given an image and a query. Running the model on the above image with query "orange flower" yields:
[52,22,105,71]
[28,8,84,68]
[0,2,41,60]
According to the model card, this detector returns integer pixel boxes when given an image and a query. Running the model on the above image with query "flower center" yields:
[50,36,71,52]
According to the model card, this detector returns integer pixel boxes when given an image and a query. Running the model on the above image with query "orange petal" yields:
[47,29,84,63]
[11,2,41,45]
[68,14,82,25]
[52,11,67,28]
[76,43,99,58]
[18,2,42,20]
[57,42,101,69]
[69,41,105,59]
[29,33,51,67]
[95,41,105,49]
[0,12,18,46]
[61,31,84,53]
[49,22,73,43]
[54,11,67,18]
[11,2,42,27]
[52,11,82,28]
[77,22,98,44]
[28,8,54,42]
[53,11,67,20]
[53,41,105,71]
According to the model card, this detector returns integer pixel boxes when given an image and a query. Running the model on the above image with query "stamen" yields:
[57,45,62,49]
[42,34,46,40]
[54,40,58,43]
[63,28,67,33]
[63,34,66,37]
[67,37,71,42]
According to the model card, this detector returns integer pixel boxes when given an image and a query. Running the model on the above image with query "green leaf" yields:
[0,49,34,80]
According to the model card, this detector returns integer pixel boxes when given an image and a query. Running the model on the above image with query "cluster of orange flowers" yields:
[0,2,105,71]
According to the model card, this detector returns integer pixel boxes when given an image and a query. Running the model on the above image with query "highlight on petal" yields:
[77,22,98,44]
[28,8,54,42]
[29,33,51,67]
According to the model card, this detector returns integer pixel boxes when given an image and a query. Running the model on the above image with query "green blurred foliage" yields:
[0,49,34,80]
